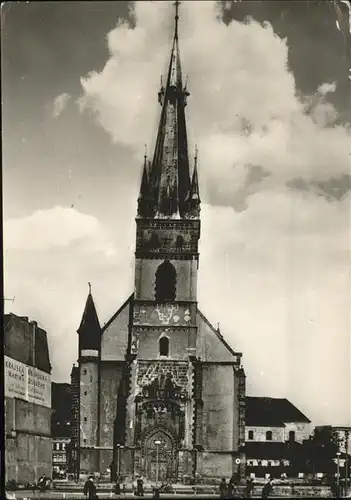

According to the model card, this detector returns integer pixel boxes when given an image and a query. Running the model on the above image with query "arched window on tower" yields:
[155,261,176,302]
[159,336,170,357]
[266,430,272,441]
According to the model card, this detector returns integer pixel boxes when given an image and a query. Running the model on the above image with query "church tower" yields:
[126,0,202,480]
[73,1,245,483]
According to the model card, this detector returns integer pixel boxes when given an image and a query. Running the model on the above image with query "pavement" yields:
[9,494,225,500]
[6,491,340,499]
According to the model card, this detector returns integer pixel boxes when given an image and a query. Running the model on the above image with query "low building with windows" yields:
[245,397,311,478]
[51,382,72,477]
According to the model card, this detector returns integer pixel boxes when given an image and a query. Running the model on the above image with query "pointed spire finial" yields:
[217,322,220,332]
[174,0,181,40]
[194,144,198,162]
[144,144,147,160]
[88,282,91,294]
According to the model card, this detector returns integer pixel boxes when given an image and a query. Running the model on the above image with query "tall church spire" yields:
[137,1,197,220]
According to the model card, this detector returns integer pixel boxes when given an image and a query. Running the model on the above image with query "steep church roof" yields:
[137,0,200,220]
[77,283,101,351]
[246,397,311,427]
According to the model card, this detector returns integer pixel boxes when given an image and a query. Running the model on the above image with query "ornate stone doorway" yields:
[142,428,176,481]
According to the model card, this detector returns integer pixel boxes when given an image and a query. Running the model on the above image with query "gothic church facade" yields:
[72,4,246,482]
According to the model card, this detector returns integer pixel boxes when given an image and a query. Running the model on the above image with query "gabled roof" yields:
[102,293,134,332]
[246,397,311,427]
[197,309,239,358]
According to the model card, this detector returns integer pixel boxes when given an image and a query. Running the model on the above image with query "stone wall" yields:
[79,448,99,474]
[136,326,196,360]
[134,258,197,301]
[101,298,131,361]
[197,451,233,478]
[201,365,235,452]
[246,425,285,442]
[5,397,52,483]
[283,422,311,443]
[4,314,51,372]
[196,311,240,363]
[80,361,99,447]
[99,363,124,448]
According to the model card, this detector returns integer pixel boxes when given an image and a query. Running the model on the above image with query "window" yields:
[159,336,170,356]
[83,439,87,444]
[155,261,176,302]
[289,430,295,442]
[266,431,272,441]
[84,417,87,422]
[176,235,184,249]
[248,430,254,440]
[84,391,87,396]
[149,233,160,249]
[83,369,87,375]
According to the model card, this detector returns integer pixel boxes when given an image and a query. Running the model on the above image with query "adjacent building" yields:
[71,3,246,483]
[245,397,311,478]
[51,382,72,477]
[4,313,52,484]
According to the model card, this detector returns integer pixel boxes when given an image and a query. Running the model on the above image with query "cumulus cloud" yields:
[4,207,132,380]
[52,92,71,118]
[4,206,117,256]
[78,1,350,208]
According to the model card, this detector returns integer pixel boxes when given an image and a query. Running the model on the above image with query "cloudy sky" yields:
[3,1,351,426]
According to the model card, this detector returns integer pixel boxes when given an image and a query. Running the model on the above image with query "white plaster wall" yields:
[245,425,285,442]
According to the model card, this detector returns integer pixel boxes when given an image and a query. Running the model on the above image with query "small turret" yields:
[77,282,101,353]
[189,145,201,218]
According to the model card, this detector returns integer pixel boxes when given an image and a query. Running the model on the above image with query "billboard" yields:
[5,355,51,408]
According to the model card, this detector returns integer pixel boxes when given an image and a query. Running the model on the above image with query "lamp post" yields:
[155,440,161,487]
[337,451,341,496]
[345,430,349,495]
[116,444,124,481]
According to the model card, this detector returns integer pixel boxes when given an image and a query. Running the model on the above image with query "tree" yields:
[301,427,339,477]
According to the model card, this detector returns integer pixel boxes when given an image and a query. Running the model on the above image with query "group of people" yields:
[37,474,51,492]
[219,475,273,499]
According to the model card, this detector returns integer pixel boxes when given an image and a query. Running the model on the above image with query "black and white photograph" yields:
[2,0,351,498]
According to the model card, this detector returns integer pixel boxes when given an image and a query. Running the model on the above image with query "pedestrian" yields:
[136,476,144,496]
[83,475,98,499]
[227,477,238,499]
[219,477,227,498]
[261,477,273,499]
[38,474,50,492]
[330,476,338,498]
[244,477,254,498]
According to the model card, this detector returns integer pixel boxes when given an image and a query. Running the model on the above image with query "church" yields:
[71,2,246,482]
